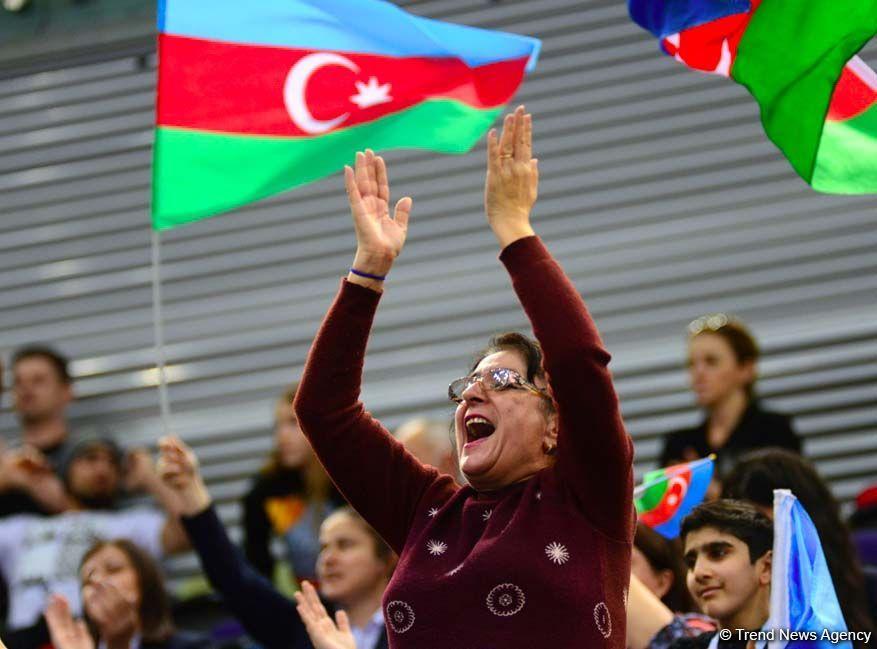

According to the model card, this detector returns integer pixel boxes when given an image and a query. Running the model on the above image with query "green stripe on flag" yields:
[152,99,502,230]
[813,106,877,193]
[731,0,877,184]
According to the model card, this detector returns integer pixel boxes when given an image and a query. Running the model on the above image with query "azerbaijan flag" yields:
[152,0,540,230]
[629,0,877,195]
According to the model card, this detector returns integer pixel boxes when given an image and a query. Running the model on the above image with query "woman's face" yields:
[453,350,556,491]
[274,401,312,468]
[80,545,140,615]
[687,334,754,409]
[316,513,390,606]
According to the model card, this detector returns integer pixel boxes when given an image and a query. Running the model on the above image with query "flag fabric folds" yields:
[634,455,714,539]
[627,0,877,195]
[765,489,852,649]
[152,0,541,230]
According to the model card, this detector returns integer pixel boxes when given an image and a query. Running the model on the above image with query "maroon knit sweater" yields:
[295,236,635,649]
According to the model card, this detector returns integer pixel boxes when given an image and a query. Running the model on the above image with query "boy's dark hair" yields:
[681,499,773,563]
[12,345,71,384]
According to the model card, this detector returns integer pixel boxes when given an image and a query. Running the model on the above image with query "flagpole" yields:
[150,229,173,438]
[633,454,716,497]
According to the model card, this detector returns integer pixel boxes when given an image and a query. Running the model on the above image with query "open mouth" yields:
[465,415,496,443]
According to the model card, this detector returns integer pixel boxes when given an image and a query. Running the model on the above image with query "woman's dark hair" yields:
[635,524,697,612]
[471,332,555,413]
[80,540,175,643]
[688,315,759,396]
[722,448,874,637]
[472,332,545,384]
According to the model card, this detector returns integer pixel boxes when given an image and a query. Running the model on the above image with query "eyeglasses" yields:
[447,367,549,403]
[687,313,732,335]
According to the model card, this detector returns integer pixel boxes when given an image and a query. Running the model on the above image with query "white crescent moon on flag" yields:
[665,475,689,508]
[284,53,360,134]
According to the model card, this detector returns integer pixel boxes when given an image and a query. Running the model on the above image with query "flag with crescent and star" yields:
[628,0,877,195]
[634,455,714,539]
[151,0,540,230]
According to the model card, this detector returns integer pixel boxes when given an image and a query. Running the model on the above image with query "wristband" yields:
[349,267,387,281]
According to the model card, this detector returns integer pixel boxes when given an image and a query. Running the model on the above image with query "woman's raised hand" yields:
[294,581,356,649]
[346,149,413,289]
[156,436,211,517]
[45,595,95,649]
[485,106,538,248]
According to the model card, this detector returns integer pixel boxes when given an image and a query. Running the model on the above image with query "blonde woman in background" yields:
[244,384,345,584]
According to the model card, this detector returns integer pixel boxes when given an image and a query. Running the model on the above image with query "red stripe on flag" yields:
[156,34,528,136]
[827,58,877,122]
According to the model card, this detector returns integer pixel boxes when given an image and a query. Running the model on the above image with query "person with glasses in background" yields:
[293,107,634,648]
[659,314,800,482]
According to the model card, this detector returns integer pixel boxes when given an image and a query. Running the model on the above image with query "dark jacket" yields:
[182,505,387,649]
[660,401,800,476]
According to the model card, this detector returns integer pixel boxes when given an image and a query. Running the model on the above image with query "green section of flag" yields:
[731,0,877,184]
[152,99,502,230]
[813,106,877,194]
[635,468,668,513]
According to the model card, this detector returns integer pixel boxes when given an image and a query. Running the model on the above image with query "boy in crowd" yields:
[628,499,773,649]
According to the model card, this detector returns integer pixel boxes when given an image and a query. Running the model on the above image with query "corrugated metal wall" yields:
[2,0,875,584]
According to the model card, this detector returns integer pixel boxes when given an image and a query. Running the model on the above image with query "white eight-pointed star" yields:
[427,540,448,556]
[350,77,393,109]
[482,509,493,521]
[545,542,570,565]
[427,507,439,518]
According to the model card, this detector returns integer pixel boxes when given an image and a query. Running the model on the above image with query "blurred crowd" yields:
[0,314,874,649]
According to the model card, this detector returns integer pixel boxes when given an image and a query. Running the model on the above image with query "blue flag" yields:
[765,490,851,649]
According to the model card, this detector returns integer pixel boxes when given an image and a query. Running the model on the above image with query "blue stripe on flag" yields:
[158,0,541,71]
[627,0,750,38]
[767,490,851,649]
[652,457,713,538]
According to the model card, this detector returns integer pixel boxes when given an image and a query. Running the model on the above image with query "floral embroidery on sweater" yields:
[386,601,415,634]
[486,583,526,617]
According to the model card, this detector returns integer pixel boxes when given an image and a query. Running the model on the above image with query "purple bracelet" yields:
[349,267,386,281]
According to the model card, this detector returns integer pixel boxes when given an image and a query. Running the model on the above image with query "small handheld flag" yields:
[152,0,541,230]
[627,0,877,195]
[635,455,714,539]
[765,489,852,649]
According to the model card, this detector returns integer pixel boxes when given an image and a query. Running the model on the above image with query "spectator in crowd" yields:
[294,108,634,647]
[243,384,344,584]
[627,500,773,649]
[0,436,189,648]
[394,418,459,481]
[44,539,211,649]
[722,448,874,638]
[629,525,715,649]
[659,315,800,480]
[158,436,393,649]
[0,345,76,518]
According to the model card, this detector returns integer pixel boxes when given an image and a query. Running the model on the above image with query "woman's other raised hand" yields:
[45,595,95,649]
[345,149,413,290]
[485,105,538,248]
[294,581,356,649]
